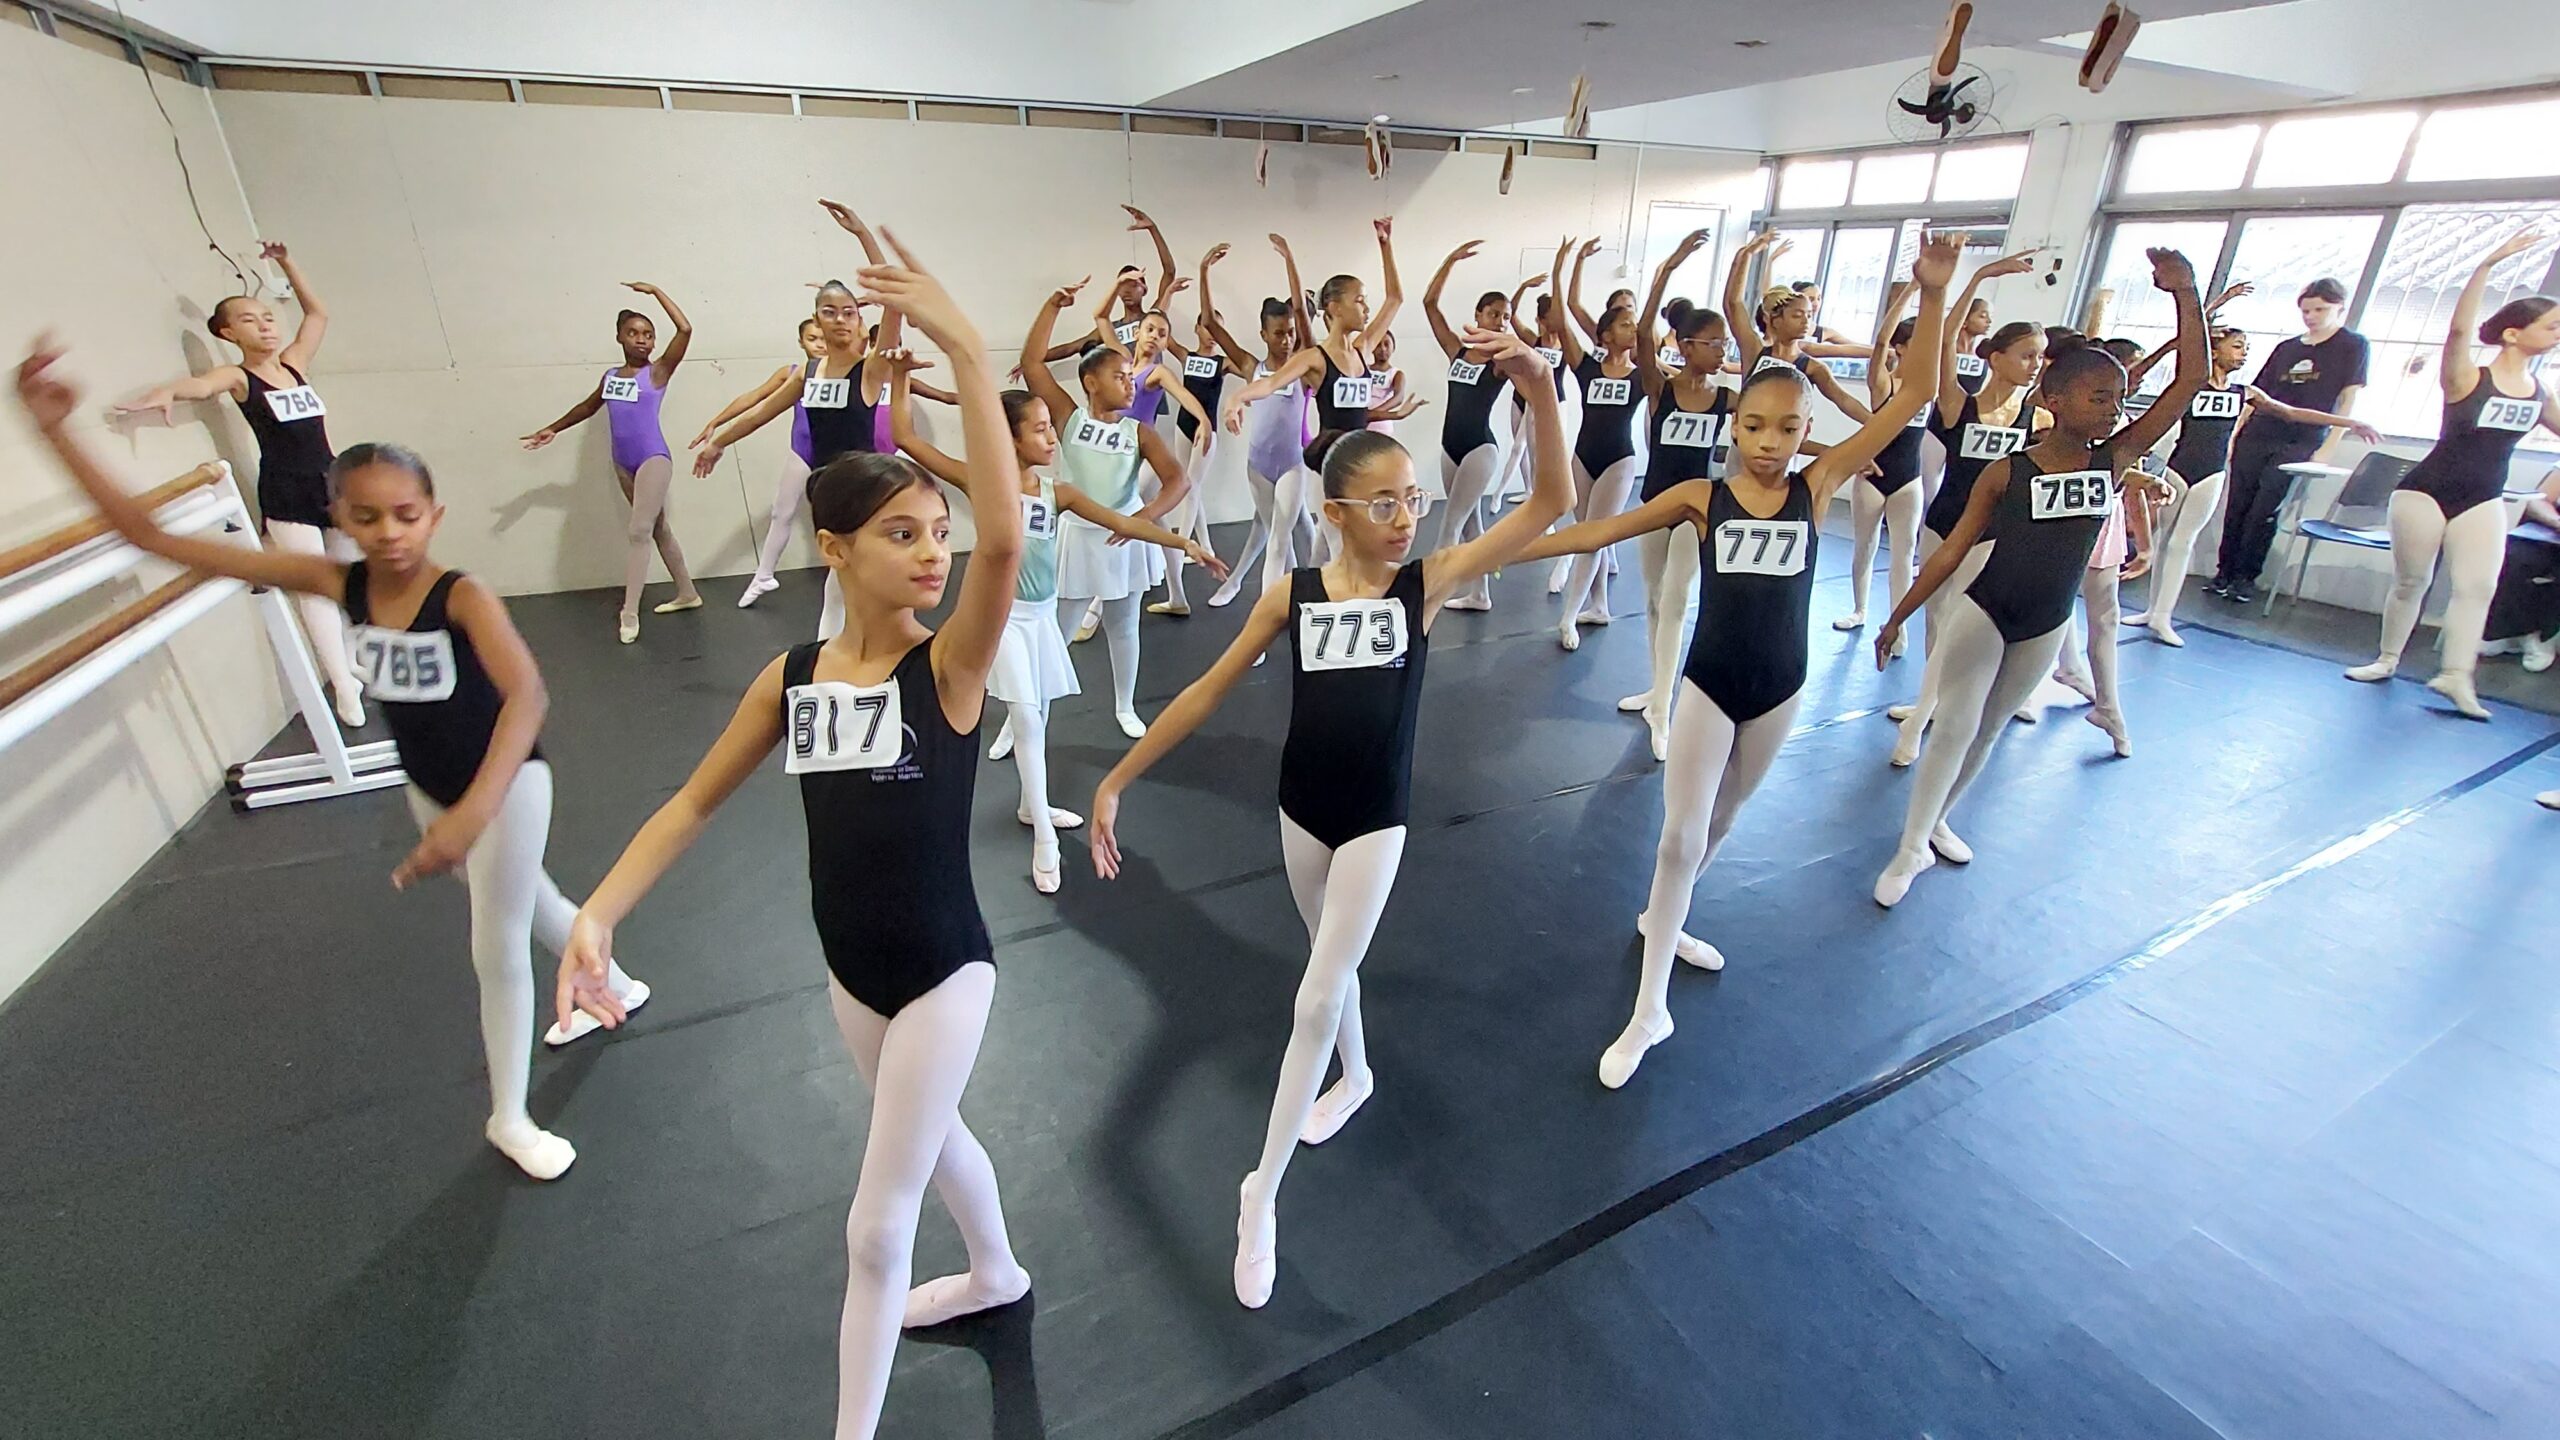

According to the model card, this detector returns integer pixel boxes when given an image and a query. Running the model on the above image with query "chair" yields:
[2263,451,2419,616]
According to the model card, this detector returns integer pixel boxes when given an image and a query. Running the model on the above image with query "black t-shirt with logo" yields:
[2250,330,2370,448]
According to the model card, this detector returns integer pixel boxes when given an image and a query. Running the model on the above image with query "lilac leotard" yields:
[789,359,816,465]
[1127,361,1168,426]
[603,366,672,473]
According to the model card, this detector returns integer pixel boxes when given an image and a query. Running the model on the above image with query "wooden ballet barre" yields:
[0,462,226,584]
[0,568,212,713]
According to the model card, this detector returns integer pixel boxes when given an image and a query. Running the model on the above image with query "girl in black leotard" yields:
[1872,246,2205,909]
[1555,235,1647,649]
[560,246,1036,1437]
[2350,229,2560,718]
[1723,231,1876,426]
[1838,279,1933,638]
[1419,239,1513,610]
[1091,332,1574,1311]
[39,349,649,1183]
[1515,233,1966,1088]
[113,241,369,727]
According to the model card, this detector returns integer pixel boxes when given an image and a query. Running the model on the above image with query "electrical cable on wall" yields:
[109,0,250,293]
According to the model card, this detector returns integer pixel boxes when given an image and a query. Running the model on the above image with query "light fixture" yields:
[1372,72,1400,82]
[1512,85,1536,94]
[1372,113,1391,124]
[1734,38,1767,48]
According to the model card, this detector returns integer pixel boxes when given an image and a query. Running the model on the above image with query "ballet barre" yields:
[0,461,405,808]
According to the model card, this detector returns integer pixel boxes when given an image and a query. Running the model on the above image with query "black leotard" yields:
[1955,352,1989,395]
[1966,442,2116,643]
[1643,384,1732,502]
[1682,477,1818,722]
[1871,396,1929,498]
[1572,354,1642,476]
[1925,393,2031,538]
[239,363,335,528]
[2398,373,2543,520]
[341,562,538,808]
[1278,561,1430,849]
[1440,351,1509,465]
[1315,347,1376,433]
[2167,382,2246,482]
[783,640,992,1017]
[801,359,881,466]
[1177,353,1226,443]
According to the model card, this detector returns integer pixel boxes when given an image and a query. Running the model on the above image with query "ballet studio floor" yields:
[7,512,2560,1440]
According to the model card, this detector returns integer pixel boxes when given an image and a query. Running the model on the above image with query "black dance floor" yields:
[5,517,2558,1439]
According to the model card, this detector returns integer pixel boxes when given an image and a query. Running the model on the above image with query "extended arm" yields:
[1089,584,1292,876]
[1515,484,1705,563]
[692,365,797,449]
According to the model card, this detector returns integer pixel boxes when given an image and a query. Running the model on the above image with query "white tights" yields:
[1156,435,1214,606]
[1892,532,1994,758]
[2373,490,2508,679]
[1437,444,1499,605]
[1006,699,1056,853]
[820,571,846,641]
[265,520,363,711]
[1630,525,1702,726]
[1621,682,1802,1038]
[2137,467,2222,635]
[402,762,634,1145]
[1240,817,1406,1276]
[1895,596,2065,858]
[751,451,816,585]
[1259,464,1320,598]
[1058,593,1141,717]
[1845,477,1922,622]
[826,963,1023,1440]
[617,456,699,621]
[1560,456,1639,620]
[1213,467,1279,604]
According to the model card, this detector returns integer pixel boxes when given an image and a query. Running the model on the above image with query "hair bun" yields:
[1304,428,1351,474]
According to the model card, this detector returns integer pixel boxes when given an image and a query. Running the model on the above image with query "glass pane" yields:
[2090,219,2231,395]
[2218,212,2385,409]
[2250,110,2416,188]
[1778,157,1852,211]
[1932,142,2029,203]
[2408,98,2560,182]
[1853,151,1935,206]
[1818,227,1898,344]
[2121,123,2259,194]
[2355,202,2560,442]
[1765,228,1826,291]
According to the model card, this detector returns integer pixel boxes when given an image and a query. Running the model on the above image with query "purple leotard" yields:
[1127,362,1168,426]
[789,358,816,465]
[603,366,672,473]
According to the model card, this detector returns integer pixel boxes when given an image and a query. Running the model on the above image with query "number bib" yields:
[600,374,642,404]
[1332,374,1376,409]
[1113,320,1139,346]
[1183,353,1222,379]
[801,376,852,409]
[1714,519,1810,577]
[1022,493,1055,541]
[1585,376,1633,406]
[2190,388,2243,420]
[785,680,906,773]
[2481,395,2540,432]
[1068,413,1135,454]
[1959,424,2026,461]
[1448,359,1487,385]
[1297,597,1408,671]
[1535,346,1563,370]
[1752,354,1797,378]
[1955,354,1988,380]
[2030,469,2114,521]
[264,384,327,422]
[1659,410,1720,448]
[348,626,456,703]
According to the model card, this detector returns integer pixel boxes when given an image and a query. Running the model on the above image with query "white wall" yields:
[0,20,289,1003]
[206,86,1763,595]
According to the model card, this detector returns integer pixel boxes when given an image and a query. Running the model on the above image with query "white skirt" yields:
[1055,512,1165,601]
[986,596,1082,706]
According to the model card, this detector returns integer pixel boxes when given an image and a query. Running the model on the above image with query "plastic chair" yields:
[2264,452,2418,615]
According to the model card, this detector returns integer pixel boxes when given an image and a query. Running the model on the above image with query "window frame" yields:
[1753,139,2027,352]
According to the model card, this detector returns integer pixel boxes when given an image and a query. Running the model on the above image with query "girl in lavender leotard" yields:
[522,282,704,644]
[696,317,828,608]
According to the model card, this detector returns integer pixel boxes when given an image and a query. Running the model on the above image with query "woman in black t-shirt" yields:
[2209,277,2381,601]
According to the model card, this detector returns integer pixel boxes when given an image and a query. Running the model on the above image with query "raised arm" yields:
[1272,234,1312,351]
[2446,229,2546,401]
[1359,216,1403,353]
[1422,239,1482,360]
[1546,237,1587,371]
[1090,581,1289,875]
[264,242,329,372]
[1199,244,1257,367]
[1636,228,1709,402]
[1806,234,1956,507]
[18,340,341,601]
[1726,232,1771,369]
[1125,206,1179,307]
[1018,278,1090,429]
[1869,279,1915,409]
[1507,274,1544,347]
[1940,251,2034,418]
[635,283,691,381]
[1566,238,1604,346]
[2108,248,2206,462]
[1423,331,1576,610]
[1091,283,1132,356]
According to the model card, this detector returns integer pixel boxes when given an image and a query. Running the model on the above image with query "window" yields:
[1779,158,1852,211]
[2251,111,2415,189]
[2098,88,2560,445]
[1765,228,1827,292]
[1932,142,2029,203]
[2121,123,2258,194]
[1853,152,1934,207]
[1818,227,1899,344]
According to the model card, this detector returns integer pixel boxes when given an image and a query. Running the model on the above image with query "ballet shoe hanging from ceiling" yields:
[1363,120,1392,179]
[2079,3,2141,93]
[1255,139,1269,188]
[1564,72,1592,139]
[1499,145,1515,196]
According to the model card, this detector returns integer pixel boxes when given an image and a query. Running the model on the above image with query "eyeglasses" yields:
[815,305,860,322]
[1329,493,1430,523]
